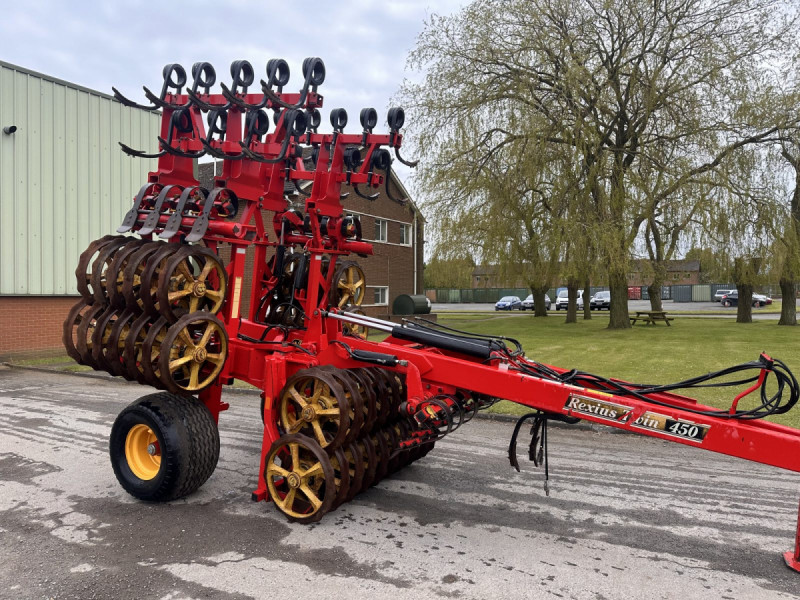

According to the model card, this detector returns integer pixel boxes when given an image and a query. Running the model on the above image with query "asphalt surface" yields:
[1,366,800,599]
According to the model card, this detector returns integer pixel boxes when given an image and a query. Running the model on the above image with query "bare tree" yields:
[401,0,799,328]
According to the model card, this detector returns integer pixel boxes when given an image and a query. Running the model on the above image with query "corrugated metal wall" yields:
[0,61,160,295]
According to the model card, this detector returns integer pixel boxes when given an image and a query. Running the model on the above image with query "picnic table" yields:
[630,310,674,326]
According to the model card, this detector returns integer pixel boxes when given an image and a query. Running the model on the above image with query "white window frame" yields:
[345,209,412,247]
[374,218,387,243]
[363,286,388,306]
[400,223,412,246]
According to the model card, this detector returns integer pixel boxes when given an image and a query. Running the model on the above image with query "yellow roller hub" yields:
[125,424,161,480]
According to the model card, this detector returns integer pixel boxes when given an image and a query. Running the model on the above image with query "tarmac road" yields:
[1,366,799,599]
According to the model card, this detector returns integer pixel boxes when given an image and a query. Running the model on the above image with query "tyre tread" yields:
[110,392,219,502]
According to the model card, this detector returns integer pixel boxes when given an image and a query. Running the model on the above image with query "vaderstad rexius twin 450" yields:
[62,58,800,571]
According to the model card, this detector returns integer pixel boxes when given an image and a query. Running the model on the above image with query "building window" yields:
[400,223,412,245]
[374,219,387,242]
[672,273,679,280]
[684,273,691,279]
[373,287,388,305]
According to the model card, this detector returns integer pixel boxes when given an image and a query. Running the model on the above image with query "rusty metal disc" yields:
[75,235,122,302]
[265,433,336,523]
[320,367,365,445]
[364,368,391,429]
[350,369,377,434]
[140,316,170,389]
[106,309,138,379]
[140,244,188,318]
[106,239,148,309]
[278,368,350,454]
[121,242,166,313]
[343,442,364,502]
[330,447,351,510]
[74,303,107,368]
[371,432,390,484]
[91,237,140,306]
[156,245,228,322]
[157,312,228,394]
[356,436,378,493]
[91,306,122,373]
[62,299,94,364]
[122,313,156,384]
[383,425,403,474]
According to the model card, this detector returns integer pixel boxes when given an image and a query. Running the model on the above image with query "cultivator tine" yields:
[157,136,205,159]
[119,184,159,233]
[159,186,205,239]
[112,87,159,111]
[139,185,182,236]
[186,89,221,112]
[143,86,188,110]
[220,82,267,110]
[185,187,230,242]
[393,146,418,168]
[118,141,167,159]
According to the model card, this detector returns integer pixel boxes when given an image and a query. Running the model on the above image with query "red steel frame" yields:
[127,79,800,572]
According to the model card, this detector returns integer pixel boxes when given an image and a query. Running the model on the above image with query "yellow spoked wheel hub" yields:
[125,424,161,480]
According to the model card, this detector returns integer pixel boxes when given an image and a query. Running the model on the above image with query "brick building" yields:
[197,161,424,320]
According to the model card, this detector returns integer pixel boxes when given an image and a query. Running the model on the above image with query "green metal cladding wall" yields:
[0,61,160,295]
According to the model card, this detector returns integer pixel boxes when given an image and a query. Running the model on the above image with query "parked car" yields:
[555,289,584,310]
[753,292,773,305]
[590,291,611,310]
[520,294,551,310]
[495,296,522,311]
[713,289,733,302]
[720,291,768,308]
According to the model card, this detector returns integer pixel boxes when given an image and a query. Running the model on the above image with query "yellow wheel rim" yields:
[266,442,328,519]
[125,424,161,480]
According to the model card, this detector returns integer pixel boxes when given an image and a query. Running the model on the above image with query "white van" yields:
[555,289,583,310]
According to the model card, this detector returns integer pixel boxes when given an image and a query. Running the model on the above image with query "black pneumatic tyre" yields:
[109,392,220,502]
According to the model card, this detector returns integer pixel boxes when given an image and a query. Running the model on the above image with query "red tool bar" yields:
[318,332,800,474]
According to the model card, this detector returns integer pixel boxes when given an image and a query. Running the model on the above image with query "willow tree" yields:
[423,253,476,289]
[430,131,569,317]
[401,0,799,328]
[776,139,800,325]
[703,148,780,323]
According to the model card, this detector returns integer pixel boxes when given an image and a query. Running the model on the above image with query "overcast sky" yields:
[1,0,468,189]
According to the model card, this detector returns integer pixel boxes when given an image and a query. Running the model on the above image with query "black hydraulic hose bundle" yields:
[511,353,799,421]
[405,317,799,422]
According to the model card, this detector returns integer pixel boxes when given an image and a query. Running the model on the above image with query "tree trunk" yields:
[736,284,753,323]
[778,279,796,326]
[532,286,549,317]
[583,280,592,320]
[647,281,663,311]
[566,280,578,324]
[608,268,631,329]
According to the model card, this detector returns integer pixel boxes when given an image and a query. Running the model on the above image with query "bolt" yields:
[147,444,157,456]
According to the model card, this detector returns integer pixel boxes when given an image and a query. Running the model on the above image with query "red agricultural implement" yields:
[63,59,800,571]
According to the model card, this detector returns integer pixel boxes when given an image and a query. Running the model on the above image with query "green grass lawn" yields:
[435,313,800,429]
